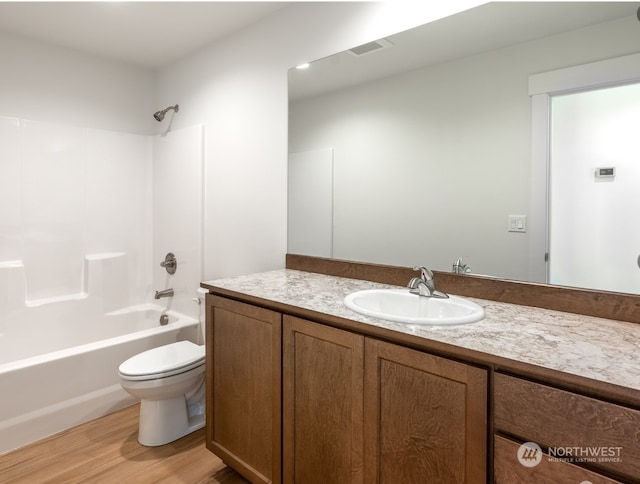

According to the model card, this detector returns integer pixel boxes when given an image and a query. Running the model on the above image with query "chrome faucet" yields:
[452,257,471,274]
[154,288,174,299]
[408,266,448,299]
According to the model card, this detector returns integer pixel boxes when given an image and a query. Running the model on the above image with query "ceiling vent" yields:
[348,38,394,56]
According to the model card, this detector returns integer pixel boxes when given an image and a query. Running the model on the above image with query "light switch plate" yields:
[508,215,527,233]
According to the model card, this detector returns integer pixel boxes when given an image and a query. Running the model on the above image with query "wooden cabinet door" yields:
[364,338,487,484]
[283,315,365,483]
[206,295,281,484]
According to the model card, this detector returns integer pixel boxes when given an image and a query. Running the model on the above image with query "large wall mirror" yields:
[288,2,640,295]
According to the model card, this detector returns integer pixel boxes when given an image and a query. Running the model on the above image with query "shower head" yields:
[153,104,179,122]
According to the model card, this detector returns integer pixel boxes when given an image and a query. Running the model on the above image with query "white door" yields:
[549,82,640,294]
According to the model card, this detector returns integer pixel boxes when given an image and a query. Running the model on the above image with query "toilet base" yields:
[138,395,205,446]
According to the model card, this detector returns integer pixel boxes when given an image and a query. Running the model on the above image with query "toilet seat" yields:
[119,341,205,381]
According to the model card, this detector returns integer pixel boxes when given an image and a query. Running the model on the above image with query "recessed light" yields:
[295,63,310,70]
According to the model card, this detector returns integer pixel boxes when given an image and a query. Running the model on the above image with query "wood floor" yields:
[0,404,248,484]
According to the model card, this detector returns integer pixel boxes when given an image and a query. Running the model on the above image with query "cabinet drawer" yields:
[494,435,622,484]
[494,373,640,481]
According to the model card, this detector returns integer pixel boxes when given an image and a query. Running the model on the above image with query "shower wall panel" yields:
[86,129,153,305]
[0,117,21,262]
[0,115,152,307]
[152,125,203,321]
[21,120,86,302]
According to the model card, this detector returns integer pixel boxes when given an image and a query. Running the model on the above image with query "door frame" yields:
[528,52,640,283]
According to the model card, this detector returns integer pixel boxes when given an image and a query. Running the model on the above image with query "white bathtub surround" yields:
[1,255,152,363]
[0,116,152,306]
[152,124,204,321]
[0,117,203,317]
[0,117,204,455]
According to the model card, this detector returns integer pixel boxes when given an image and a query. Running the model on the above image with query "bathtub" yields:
[0,304,201,455]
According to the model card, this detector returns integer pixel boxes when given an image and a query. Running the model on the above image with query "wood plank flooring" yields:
[0,404,248,484]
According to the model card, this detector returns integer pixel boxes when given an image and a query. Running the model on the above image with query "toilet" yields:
[119,340,206,446]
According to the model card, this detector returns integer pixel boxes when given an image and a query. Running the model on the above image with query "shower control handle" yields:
[160,252,177,274]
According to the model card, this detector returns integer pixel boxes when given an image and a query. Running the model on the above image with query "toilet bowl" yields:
[119,340,206,446]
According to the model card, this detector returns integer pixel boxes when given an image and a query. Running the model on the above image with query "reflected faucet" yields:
[452,257,471,274]
[408,266,449,299]
[155,288,174,299]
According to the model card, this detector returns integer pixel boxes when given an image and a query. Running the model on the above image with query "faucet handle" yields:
[412,266,434,281]
[160,252,177,274]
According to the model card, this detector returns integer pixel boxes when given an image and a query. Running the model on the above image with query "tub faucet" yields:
[155,288,174,299]
[408,266,449,299]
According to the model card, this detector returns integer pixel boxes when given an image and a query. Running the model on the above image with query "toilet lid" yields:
[119,341,205,380]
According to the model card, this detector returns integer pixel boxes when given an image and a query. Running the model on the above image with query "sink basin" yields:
[344,289,485,325]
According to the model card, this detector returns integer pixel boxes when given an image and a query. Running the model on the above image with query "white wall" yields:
[0,31,155,134]
[289,14,640,280]
[156,1,483,279]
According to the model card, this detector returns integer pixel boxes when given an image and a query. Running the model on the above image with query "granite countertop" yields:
[201,269,640,393]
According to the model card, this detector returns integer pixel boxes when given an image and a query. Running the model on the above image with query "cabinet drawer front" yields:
[494,435,623,484]
[494,373,640,481]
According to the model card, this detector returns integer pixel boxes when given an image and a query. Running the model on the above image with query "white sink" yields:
[344,289,485,326]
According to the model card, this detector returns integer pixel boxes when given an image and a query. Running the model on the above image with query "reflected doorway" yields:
[549,82,640,294]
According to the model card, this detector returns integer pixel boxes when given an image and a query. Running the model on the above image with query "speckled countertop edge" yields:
[202,269,640,393]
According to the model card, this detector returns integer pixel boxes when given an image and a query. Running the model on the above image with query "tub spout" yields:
[155,288,174,299]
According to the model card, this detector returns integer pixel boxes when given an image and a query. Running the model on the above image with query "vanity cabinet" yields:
[493,373,640,484]
[283,315,488,483]
[205,295,282,484]
[204,263,640,483]
[206,297,488,483]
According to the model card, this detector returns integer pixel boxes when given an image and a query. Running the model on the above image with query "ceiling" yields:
[289,2,638,101]
[0,2,286,70]
[1,2,636,76]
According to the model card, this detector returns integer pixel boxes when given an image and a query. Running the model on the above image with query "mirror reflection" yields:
[288,2,640,295]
